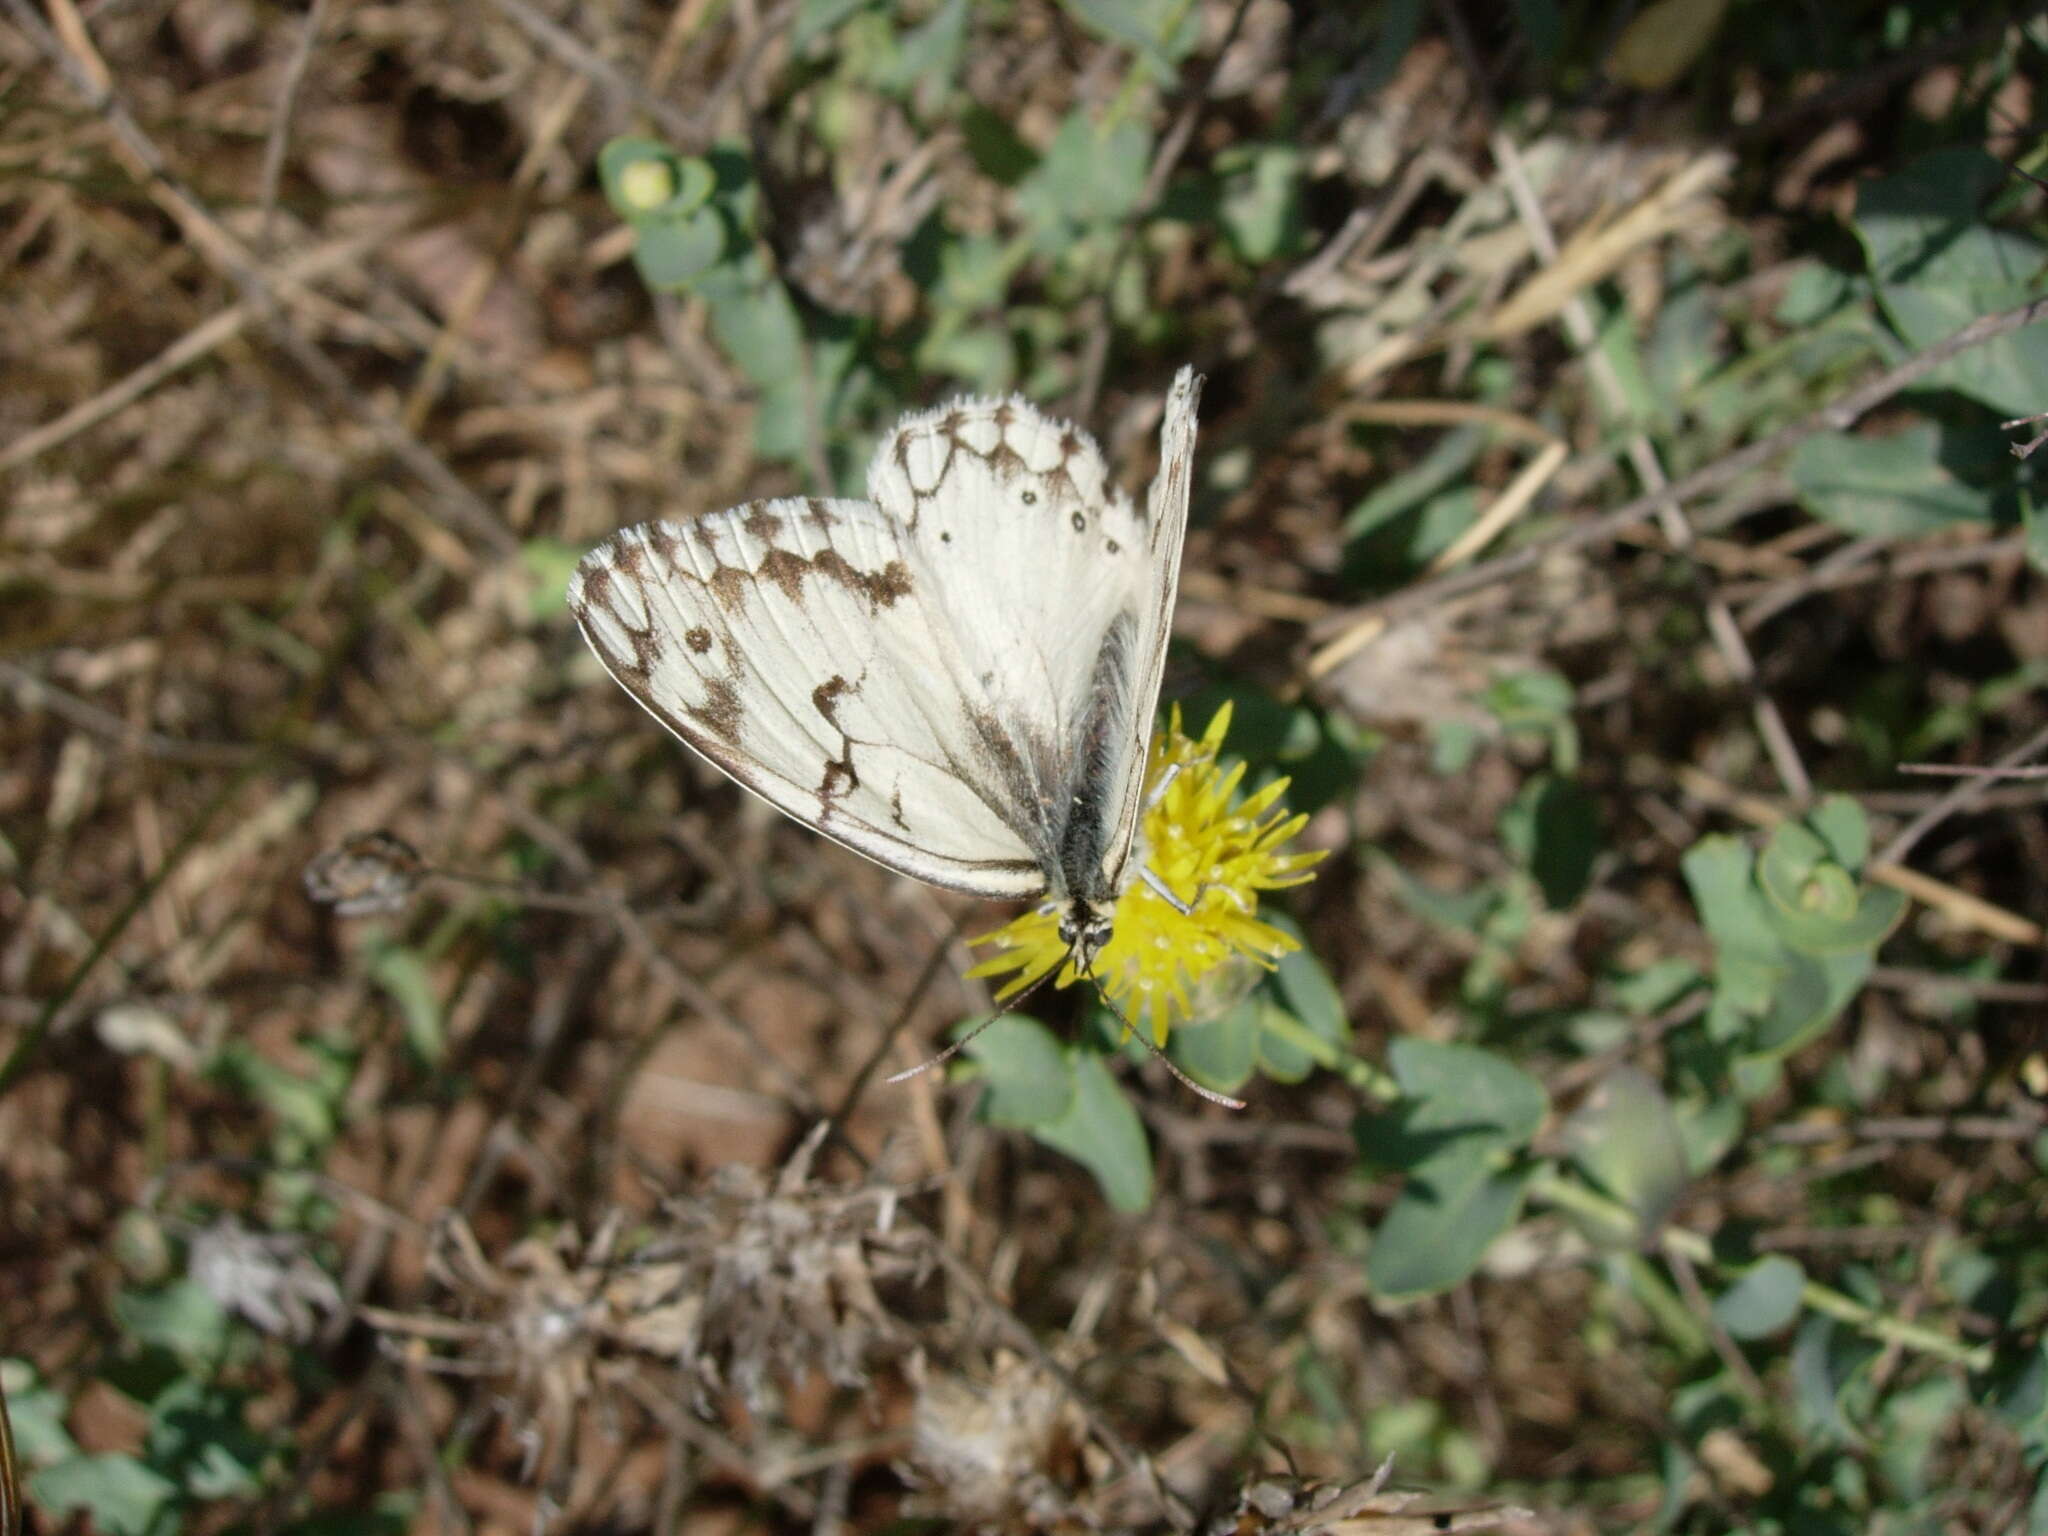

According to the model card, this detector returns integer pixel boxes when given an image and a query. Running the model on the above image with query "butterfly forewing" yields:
[568,370,1200,915]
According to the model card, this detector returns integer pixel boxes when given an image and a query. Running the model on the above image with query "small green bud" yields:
[618,157,677,212]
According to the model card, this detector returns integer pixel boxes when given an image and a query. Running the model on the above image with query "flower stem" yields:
[1528,1170,1990,1371]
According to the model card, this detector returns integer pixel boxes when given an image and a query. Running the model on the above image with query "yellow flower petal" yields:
[970,706,1327,1043]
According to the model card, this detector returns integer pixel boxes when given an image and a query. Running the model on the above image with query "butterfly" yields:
[569,369,1204,1064]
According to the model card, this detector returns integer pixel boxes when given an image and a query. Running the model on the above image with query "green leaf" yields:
[1805,795,1870,872]
[1682,836,1780,1014]
[1366,1164,1535,1300]
[113,1280,231,1365]
[1563,1066,1690,1245]
[1344,426,1485,539]
[1251,1000,1328,1084]
[1016,111,1152,246]
[1748,949,1871,1056]
[1029,1048,1153,1211]
[1381,856,1498,937]
[1754,820,1907,955]
[1356,1039,1546,1192]
[697,262,807,388]
[1766,884,1908,958]
[210,1041,349,1152]
[1054,0,1202,75]
[1,1360,78,1464]
[1789,424,1994,537]
[871,0,970,103]
[1215,144,1306,264]
[1271,918,1347,1048]
[1790,1314,1878,1445]
[791,0,875,50]
[32,1454,181,1536]
[1757,821,1828,898]
[916,319,1017,393]
[1986,1339,2048,1431]
[632,208,729,290]
[1853,146,2048,419]
[958,103,1037,185]
[1713,1254,1805,1339]
[1609,957,1703,1016]
[963,1014,1074,1126]
[148,1379,267,1498]
[370,945,443,1065]
[1675,1091,1745,1175]
[1388,1040,1547,1151]
[1483,667,1574,726]
[1168,996,1257,1093]
[1500,775,1599,910]
[1876,1373,1965,1498]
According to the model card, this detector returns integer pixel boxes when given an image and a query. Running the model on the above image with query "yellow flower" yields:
[968,702,1327,1044]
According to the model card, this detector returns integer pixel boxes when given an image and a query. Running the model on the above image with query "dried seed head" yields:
[187,1217,343,1343]
[904,1353,1089,1529]
[653,1135,914,1411]
[303,830,424,916]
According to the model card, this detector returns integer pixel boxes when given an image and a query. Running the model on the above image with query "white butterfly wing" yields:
[1097,365,1200,896]
[567,370,1201,906]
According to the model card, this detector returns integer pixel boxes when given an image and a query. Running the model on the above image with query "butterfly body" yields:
[570,369,1201,973]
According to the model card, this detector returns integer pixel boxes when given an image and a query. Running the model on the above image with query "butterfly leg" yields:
[1139,865,1194,914]
[1142,761,1182,812]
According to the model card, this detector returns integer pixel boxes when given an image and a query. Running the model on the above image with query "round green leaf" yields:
[631,208,728,291]
[1563,1066,1690,1244]
[1168,996,1257,1093]
[962,1014,1072,1127]
[1365,1165,1535,1300]
[1805,795,1870,873]
[1028,1049,1152,1212]
[1713,1254,1805,1339]
[1767,883,1908,957]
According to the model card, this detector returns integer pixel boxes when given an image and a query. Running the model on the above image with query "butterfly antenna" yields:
[884,963,1066,1086]
[1084,965,1247,1111]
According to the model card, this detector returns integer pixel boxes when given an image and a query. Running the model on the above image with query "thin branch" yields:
[256,0,330,248]
[1876,719,2048,866]
[1731,530,2024,630]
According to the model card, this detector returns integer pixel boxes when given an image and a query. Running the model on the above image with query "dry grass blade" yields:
[1471,150,1733,341]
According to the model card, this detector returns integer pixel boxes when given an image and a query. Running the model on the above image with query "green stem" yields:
[1528,1170,1991,1372]
[1254,1009,1397,1099]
